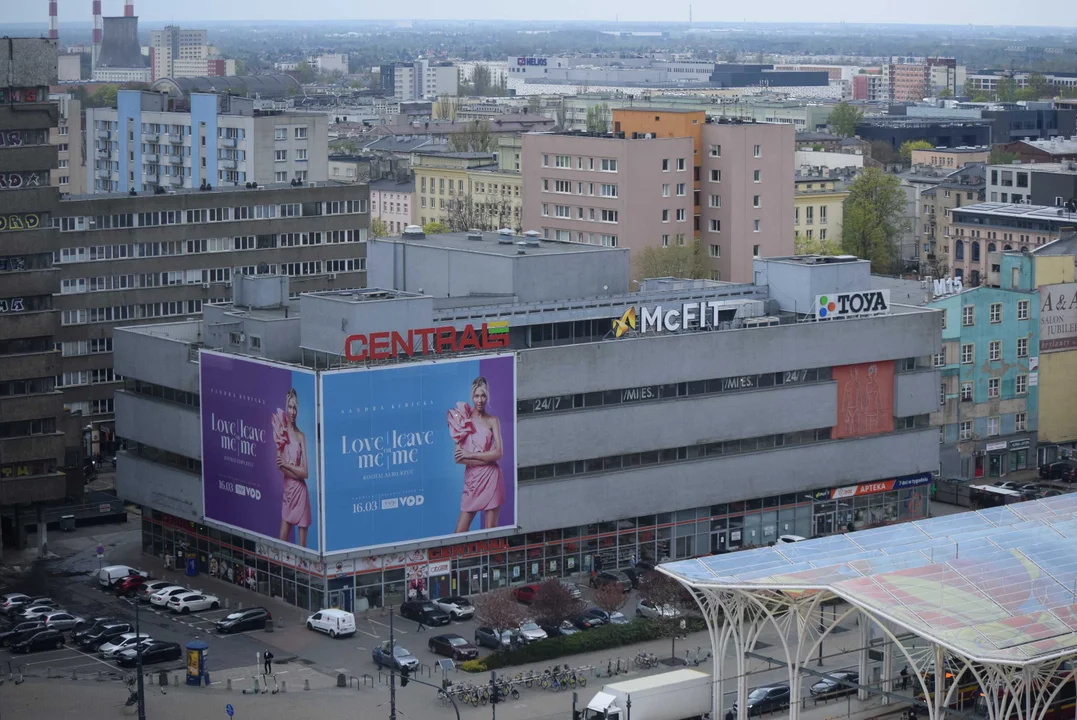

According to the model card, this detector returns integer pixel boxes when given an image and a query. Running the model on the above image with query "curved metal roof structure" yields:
[150,75,301,99]
[661,495,1077,666]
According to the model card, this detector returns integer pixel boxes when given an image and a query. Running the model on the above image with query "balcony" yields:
[168,134,183,144]
[96,130,112,140]
[95,167,112,179]
[0,310,56,339]
[2,268,57,297]
[221,137,237,148]
[219,159,237,170]
[144,132,158,142]
[0,392,64,422]
[161,175,182,186]
[143,153,158,164]
[164,154,182,164]
[0,351,60,381]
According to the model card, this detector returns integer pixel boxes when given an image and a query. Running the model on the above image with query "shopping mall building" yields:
[112,230,942,612]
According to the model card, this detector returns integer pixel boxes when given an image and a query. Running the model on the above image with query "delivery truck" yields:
[585,669,712,720]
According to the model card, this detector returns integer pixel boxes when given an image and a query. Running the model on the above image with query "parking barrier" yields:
[348,675,360,689]
[173,674,179,687]
[361,674,374,688]
[227,678,232,691]
[224,598,231,610]
[419,662,432,678]
[304,678,310,691]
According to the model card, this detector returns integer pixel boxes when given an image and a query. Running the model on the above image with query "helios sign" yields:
[815,290,891,320]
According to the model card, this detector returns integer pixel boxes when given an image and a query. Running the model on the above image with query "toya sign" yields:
[344,321,509,361]
[816,290,891,320]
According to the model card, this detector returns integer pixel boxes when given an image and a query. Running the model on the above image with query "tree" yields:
[841,167,909,274]
[85,84,118,109]
[448,120,494,153]
[292,61,315,85]
[870,140,901,166]
[472,64,493,96]
[900,140,934,165]
[634,240,710,280]
[637,571,683,612]
[591,582,628,617]
[530,579,584,627]
[421,221,447,235]
[585,103,610,133]
[369,217,389,238]
[435,95,456,121]
[795,233,843,256]
[989,147,1020,165]
[828,102,863,138]
[475,589,525,634]
[996,76,1017,102]
[936,87,953,98]
[1017,72,1050,101]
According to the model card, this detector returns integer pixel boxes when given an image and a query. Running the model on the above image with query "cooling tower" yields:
[97,15,145,68]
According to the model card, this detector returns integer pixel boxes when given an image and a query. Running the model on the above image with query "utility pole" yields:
[126,597,146,720]
[490,670,497,720]
[389,608,397,720]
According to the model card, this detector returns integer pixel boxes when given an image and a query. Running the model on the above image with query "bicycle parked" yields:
[634,651,659,668]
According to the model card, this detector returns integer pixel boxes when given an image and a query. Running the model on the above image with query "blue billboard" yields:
[320,354,517,554]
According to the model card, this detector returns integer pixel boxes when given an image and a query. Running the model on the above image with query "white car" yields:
[99,632,153,658]
[433,596,475,620]
[149,586,189,608]
[636,599,681,620]
[137,581,175,603]
[19,605,57,621]
[517,621,548,643]
[40,611,85,631]
[167,592,220,614]
[778,535,807,544]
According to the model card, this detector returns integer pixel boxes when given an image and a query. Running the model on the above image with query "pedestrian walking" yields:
[263,650,274,675]
[417,616,427,632]
[900,665,909,691]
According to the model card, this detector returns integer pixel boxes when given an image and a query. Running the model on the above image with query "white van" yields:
[98,565,146,589]
[305,608,356,638]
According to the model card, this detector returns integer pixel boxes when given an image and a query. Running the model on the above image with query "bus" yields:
[915,666,980,709]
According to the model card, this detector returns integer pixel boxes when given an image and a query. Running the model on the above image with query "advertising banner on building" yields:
[832,360,894,439]
[1039,283,1077,353]
[200,351,320,551]
[320,354,517,554]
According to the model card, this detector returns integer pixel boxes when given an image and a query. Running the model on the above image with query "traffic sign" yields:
[226,704,234,717]
[96,545,104,556]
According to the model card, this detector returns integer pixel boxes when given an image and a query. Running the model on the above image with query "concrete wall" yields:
[113,324,201,394]
[0,38,58,87]
[116,452,202,522]
[115,391,201,459]
[752,257,873,314]
[512,251,630,302]
[893,369,941,417]
[300,292,435,356]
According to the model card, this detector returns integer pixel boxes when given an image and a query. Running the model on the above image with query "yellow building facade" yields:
[413,139,523,232]
[794,176,849,246]
[1030,251,1077,454]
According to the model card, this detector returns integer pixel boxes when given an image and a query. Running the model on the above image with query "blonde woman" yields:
[447,377,504,533]
[272,388,311,547]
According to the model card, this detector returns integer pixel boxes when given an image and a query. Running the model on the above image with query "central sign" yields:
[815,290,891,320]
[343,321,509,361]
[613,301,726,337]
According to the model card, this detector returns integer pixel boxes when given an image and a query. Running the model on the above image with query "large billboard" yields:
[200,351,320,552]
[1039,284,1077,353]
[320,354,517,554]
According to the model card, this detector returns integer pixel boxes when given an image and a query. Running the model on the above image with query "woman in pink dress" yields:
[447,377,504,534]
[272,388,311,547]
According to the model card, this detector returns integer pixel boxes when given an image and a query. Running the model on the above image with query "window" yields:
[940,382,946,406]
[676,158,686,171]
[933,352,945,368]
[1016,374,1028,395]
[662,159,670,171]
[753,219,761,233]
[600,184,618,198]
[709,194,721,208]
[600,159,617,172]
[806,206,814,224]
[274,127,287,140]
[990,302,1002,323]
[709,144,721,157]
[961,382,973,401]
[961,344,974,364]
[1017,300,1030,321]
[988,377,1000,398]
[275,149,287,162]
[960,421,972,440]
[987,417,1000,437]
[819,229,827,240]
[661,184,670,197]
[709,169,721,182]
[554,205,570,218]
[275,171,287,182]
[709,218,721,232]
[962,306,974,326]
[819,206,827,223]
[989,340,1001,361]
[662,209,670,222]
[709,244,720,257]
[676,183,686,196]
[661,234,670,247]
[676,209,686,222]
[753,244,760,257]
[555,155,571,168]
[753,169,761,182]
[542,154,548,167]
[1016,412,1027,432]
[753,195,761,208]
[600,209,618,223]
[294,127,308,140]
[295,149,307,161]
[1017,337,1028,358]
[753,144,761,157]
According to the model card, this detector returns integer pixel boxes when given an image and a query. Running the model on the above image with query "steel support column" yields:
[857,611,870,701]
[881,619,894,705]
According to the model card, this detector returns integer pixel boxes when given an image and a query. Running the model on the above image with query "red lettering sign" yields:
[344,323,510,361]
[428,537,509,560]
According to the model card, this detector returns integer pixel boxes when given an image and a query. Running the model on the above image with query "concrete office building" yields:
[49,182,370,462]
[85,90,329,193]
[0,38,70,552]
[150,26,214,82]
[984,161,1077,206]
[392,60,459,101]
[112,242,940,610]
[50,94,85,196]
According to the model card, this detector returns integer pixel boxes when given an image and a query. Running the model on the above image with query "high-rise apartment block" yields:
[86,90,328,193]
[392,60,459,101]
[522,112,793,282]
[883,57,965,102]
[150,26,232,81]
[51,94,85,196]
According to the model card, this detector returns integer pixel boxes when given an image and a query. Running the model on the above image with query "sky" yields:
[3,0,1074,28]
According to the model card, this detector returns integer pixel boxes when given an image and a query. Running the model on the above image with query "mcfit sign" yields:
[815,290,891,320]
[613,301,727,337]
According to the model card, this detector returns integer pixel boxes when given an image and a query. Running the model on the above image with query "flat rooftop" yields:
[376,231,621,257]
[954,202,1077,222]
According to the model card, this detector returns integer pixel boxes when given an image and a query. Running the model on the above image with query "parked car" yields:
[114,575,152,598]
[428,634,479,661]
[995,481,1021,491]
[71,617,116,644]
[116,641,182,668]
[1063,464,1077,484]
[0,621,45,647]
[1041,489,1064,498]
[560,581,583,599]
[2,596,53,616]
[433,596,475,620]
[1040,460,1077,480]
[0,594,32,615]
[216,608,271,634]
[98,565,147,590]
[589,570,632,592]
[99,633,153,659]
[149,586,190,608]
[78,622,134,650]
[512,585,541,604]
[10,628,65,654]
[19,605,59,621]
[137,581,175,603]
[372,641,420,670]
[306,608,355,638]
[72,615,111,634]
[585,608,629,625]
[778,535,807,544]
[569,614,602,630]
[167,592,220,614]
[474,626,516,650]
[636,599,681,619]
[541,620,580,637]
[810,671,859,698]
[399,601,450,627]
[734,685,791,716]
[40,611,84,632]
[517,621,548,643]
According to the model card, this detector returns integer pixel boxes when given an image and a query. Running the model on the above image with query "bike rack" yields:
[418,663,432,678]
[361,674,374,688]
[348,675,360,690]
[378,670,390,686]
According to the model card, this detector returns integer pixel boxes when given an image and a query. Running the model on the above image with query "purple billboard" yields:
[200,351,320,551]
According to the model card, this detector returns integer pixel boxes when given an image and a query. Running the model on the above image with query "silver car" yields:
[40,611,85,632]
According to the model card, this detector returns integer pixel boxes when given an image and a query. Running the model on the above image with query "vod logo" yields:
[381,495,425,510]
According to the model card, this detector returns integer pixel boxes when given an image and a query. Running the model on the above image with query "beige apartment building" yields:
[414,143,524,232]
[910,146,989,169]
[51,94,85,195]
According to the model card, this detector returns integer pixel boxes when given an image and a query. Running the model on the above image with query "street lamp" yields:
[121,596,146,720]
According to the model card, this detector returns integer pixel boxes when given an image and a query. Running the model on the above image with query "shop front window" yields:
[1012,449,1028,471]
[989,453,1004,477]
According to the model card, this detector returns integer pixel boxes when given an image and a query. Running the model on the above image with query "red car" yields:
[512,584,540,604]
[114,575,150,598]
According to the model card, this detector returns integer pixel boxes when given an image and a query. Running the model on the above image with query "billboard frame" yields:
[198,349,322,555]
[317,352,519,557]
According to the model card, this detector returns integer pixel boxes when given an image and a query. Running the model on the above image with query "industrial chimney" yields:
[92,0,103,70]
[124,0,133,15]
[48,0,58,40]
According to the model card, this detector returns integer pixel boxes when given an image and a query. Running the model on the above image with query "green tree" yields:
[369,217,389,238]
[292,61,315,85]
[870,140,901,166]
[634,240,710,280]
[585,103,610,133]
[86,84,118,108]
[472,64,493,96]
[422,221,448,235]
[795,233,843,256]
[996,76,1017,102]
[989,147,1020,165]
[841,168,909,273]
[900,140,934,165]
[828,102,863,138]
[447,119,494,153]
[1017,72,1051,101]
[937,87,953,98]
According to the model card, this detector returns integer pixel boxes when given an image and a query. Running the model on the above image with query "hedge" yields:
[466,617,708,671]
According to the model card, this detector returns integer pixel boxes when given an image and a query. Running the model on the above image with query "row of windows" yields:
[55,200,367,232]
[947,337,1030,364]
[541,155,619,172]
[940,374,1031,402]
[542,179,618,197]
[61,302,197,326]
[126,441,202,475]
[541,229,618,246]
[58,338,113,357]
[518,368,832,416]
[57,368,121,388]
[0,459,57,480]
[64,398,115,416]
[959,300,1031,326]
[541,205,618,223]
[0,377,55,397]
[955,413,1027,440]
[125,379,200,408]
[0,417,56,439]
[0,337,52,355]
